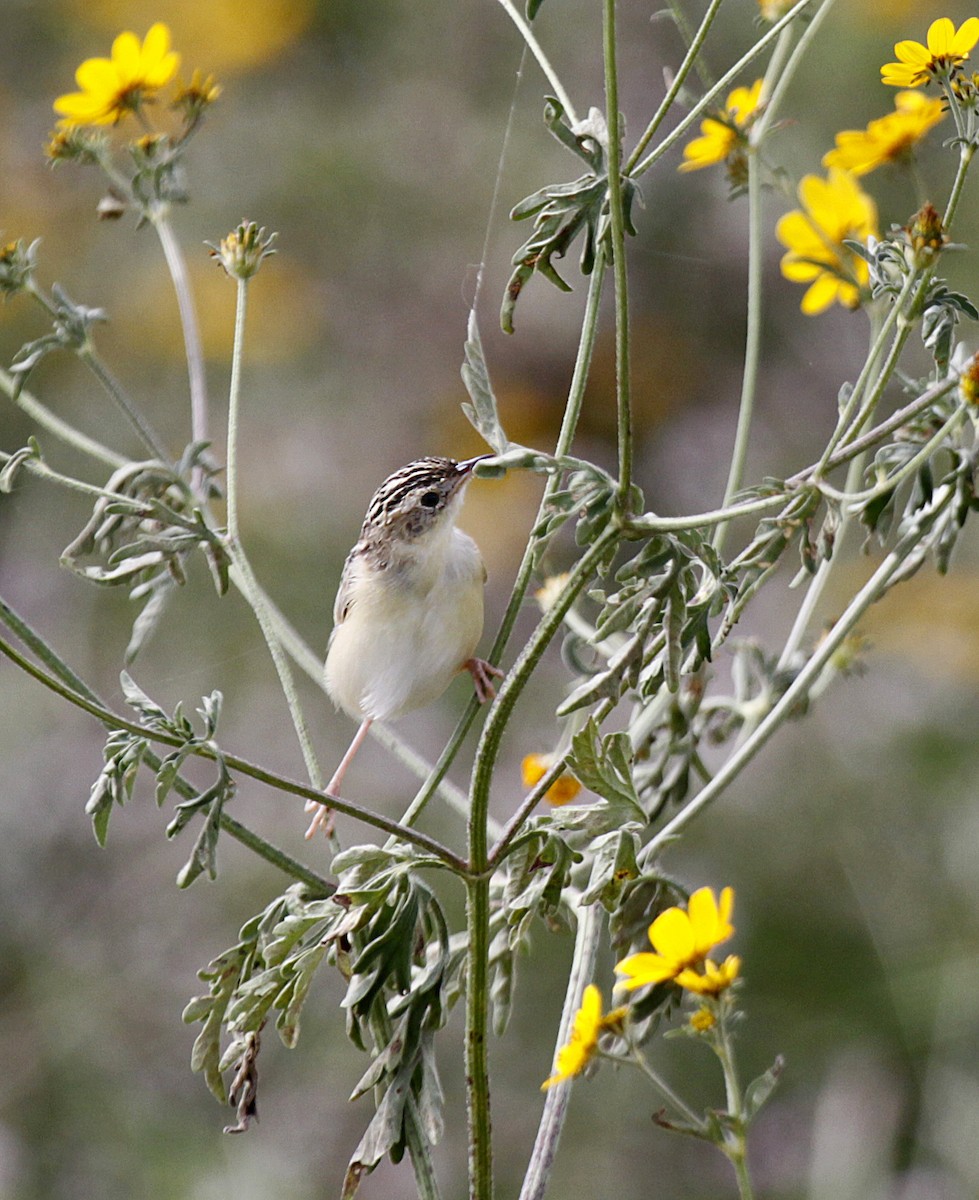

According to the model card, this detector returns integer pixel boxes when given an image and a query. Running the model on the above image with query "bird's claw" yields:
[464,657,504,703]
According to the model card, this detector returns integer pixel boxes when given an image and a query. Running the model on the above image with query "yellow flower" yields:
[823,91,945,176]
[521,753,583,807]
[680,80,764,174]
[615,886,735,992]
[676,954,741,996]
[53,23,180,128]
[534,573,571,613]
[541,985,626,1089]
[689,1005,716,1032]
[959,352,979,406]
[775,169,878,315]
[881,17,979,88]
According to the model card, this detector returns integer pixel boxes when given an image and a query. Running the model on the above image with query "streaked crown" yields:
[359,455,488,545]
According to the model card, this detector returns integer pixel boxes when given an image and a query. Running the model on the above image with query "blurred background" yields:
[2,0,979,1197]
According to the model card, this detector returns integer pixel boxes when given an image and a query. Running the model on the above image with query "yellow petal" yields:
[75,57,116,92]
[881,63,923,87]
[950,16,979,56]
[894,38,933,68]
[649,905,695,963]
[111,30,142,79]
[800,273,841,315]
[614,950,677,987]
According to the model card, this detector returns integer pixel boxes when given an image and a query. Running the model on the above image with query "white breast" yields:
[325,527,485,723]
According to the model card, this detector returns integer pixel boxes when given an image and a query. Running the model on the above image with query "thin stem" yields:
[220,276,325,811]
[628,1041,706,1130]
[603,0,633,505]
[0,593,333,895]
[77,344,170,460]
[225,277,248,544]
[625,0,726,172]
[665,0,716,89]
[629,0,816,178]
[519,903,603,1200]
[713,145,763,554]
[229,548,325,796]
[0,368,127,468]
[470,528,619,875]
[943,143,975,230]
[753,0,838,143]
[815,291,910,476]
[465,874,493,1200]
[0,627,467,871]
[492,0,577,124]
[643,498,946,861]
[151,207,208,455]
[777,453,864,670]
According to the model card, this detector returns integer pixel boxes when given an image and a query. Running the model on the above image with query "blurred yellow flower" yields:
[54,23,180,127]
[541,985,625,1089]
[680,79,764,173]
[676,954,741,996]
[823,91,945,175]
[881,17,979,87]
[959,352,979,406]
[615,886,735,992]
[521,753,582,806]
[776,169,878,315]
[757,0,794,21]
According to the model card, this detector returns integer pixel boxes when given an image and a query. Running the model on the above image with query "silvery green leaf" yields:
[461,310,510,453]
[568,718,645,820]
[744,1055,785,1119]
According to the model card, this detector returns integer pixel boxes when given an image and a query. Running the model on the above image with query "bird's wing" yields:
[333,546,360,625]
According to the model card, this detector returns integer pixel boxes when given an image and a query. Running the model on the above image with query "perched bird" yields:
[305,455,502,838]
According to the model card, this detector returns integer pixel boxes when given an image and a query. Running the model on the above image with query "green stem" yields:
[816,290,908,476]
[626,0,726,171]
[629,0,816,178]
[629,1042,706,1130]
[150,207,209,455]
[777,453,864,670]
[493,0,577,123]
[0,627,466,870]
[225,277,248,544]
[643,494,949,860]
[0,368,127,468]
[518,903,602,1200]
[77,343,170,461]
[752,0,838,143]
[603,0,633,505]
[470,527,619,875]
[713,146,763,554]
[465,874,493,1200]
[220,276,325,817]
[665,0,716,89]
[943,142,975,229]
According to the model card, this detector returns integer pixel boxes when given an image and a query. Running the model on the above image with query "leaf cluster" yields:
[502,99,638,333]
[61,447,226,660]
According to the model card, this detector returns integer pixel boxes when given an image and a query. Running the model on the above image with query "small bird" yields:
[305,455,502,838]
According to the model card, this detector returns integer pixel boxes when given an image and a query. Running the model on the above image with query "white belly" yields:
[325,530,485,722]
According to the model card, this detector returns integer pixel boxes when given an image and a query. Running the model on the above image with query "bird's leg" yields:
[304,717,373,840]
[463,657,504,703]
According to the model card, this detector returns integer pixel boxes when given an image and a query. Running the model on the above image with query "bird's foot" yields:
[304,799,335,840]
[464,657,504,703]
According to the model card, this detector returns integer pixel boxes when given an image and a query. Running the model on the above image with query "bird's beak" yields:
[456,454,493,475]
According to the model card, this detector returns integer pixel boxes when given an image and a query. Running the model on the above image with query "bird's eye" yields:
[420,491,440,508]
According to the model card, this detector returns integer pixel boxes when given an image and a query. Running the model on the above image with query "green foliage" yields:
[502,98,638,333]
